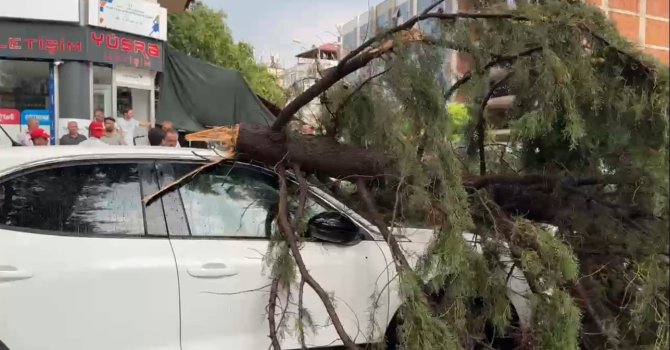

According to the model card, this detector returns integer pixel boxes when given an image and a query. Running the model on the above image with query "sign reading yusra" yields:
[0,22,164,71]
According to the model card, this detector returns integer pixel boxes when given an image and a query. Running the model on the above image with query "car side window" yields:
[170,163,280,238]
[0,163,146,236]
[167,162,332,239]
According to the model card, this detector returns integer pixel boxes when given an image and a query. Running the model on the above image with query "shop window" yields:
[0,59,51,146]
[93,65,113,119]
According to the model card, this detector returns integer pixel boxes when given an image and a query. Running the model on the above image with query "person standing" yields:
[17,118,40,146]
[79,122,108,147]
[116,108,149,146]
[29,128,50,146]
[59,121,87,145]
[163,129,180,147]
[161,121,181,147]
[100,117,126,145]
[93,109,105,123]
[148,127,167,146]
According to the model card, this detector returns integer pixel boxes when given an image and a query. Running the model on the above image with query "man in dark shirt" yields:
[59,121,87,145]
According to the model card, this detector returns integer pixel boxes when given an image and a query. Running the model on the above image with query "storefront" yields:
[0,0,166,146]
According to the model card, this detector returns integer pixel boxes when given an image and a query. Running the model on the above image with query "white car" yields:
[0,146,531,350]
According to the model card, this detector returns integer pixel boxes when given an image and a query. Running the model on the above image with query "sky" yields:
[201,0,371,67]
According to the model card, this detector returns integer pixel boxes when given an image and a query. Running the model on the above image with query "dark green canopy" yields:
[157,47,274,131]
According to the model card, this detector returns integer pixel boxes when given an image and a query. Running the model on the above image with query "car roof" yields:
[0,146,221,175]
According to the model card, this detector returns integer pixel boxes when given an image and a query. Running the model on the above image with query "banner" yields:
[0,109,20,147]
[89,0,168,41]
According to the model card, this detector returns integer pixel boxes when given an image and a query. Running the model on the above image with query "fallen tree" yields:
[167,1,668,349]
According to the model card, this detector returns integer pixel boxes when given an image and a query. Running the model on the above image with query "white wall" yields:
[0,0,80,22]
[130,89,151,125]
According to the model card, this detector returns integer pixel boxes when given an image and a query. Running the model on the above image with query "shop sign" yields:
[88,0,168,41]
[20,110,51,126]
[115,66,155,89]
[88,29,163,70]
[0,109,20,125]
[0,22,164,71]
[0,0,79,23]
[0,22,85,61]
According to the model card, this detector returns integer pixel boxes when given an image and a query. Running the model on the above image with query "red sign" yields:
[0,109,20,125]
[89,32,161,60]
[88,30,162,70]
[0,22,164,71]
[0,37,83,55]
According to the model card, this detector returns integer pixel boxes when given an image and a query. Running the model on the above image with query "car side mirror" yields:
[306,212,361,245]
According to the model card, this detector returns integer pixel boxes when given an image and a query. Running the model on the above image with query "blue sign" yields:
[20,110,51,126]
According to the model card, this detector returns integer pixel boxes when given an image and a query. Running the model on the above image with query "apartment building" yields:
[585,0,669,64]
[284,43,341,128]
[341,0,458,86]
[339,0,668,86]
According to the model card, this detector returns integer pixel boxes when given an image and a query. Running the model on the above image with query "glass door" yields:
[93,85,112,119]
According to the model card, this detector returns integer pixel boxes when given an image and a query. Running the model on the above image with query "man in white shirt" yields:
[17,118,39,146]
[116,108,149,146]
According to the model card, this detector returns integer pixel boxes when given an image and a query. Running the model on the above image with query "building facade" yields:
[338,0,668,89]
[339,0,459,88]
[585,0,669,64]
[0,0,171,147]
[284,43,340,129]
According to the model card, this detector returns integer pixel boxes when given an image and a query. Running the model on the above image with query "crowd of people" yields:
[18,108,183,148]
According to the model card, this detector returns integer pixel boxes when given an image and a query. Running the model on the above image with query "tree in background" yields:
[168,2,286,106]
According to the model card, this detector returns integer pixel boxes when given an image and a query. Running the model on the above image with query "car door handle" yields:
[187,263,238,279]
[0,266,33,282]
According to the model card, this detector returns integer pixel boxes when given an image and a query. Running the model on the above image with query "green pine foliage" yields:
[312,0,669,348]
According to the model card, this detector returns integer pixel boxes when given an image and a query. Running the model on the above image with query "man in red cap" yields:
[79,121,108,147]
[29,128,50,146]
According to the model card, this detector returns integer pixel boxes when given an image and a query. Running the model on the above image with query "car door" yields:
[157,160,396,350]
[0,161,180,350]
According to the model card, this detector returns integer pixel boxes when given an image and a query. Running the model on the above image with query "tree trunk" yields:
[236,123,394,179]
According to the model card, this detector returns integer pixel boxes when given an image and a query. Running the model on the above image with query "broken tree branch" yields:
[268,277,282,350]
[477,71,514,175]
[143,158,227,205]
[339,0,445,66]
[571,279,621,350]
[297,277,308,350]
[276,163,358,349]
[334,67,392,118]
[578,22,654,78]
[273,29,422,131]
[356,178,411,272]
[291,164,308,232]
[273,10,532,131]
